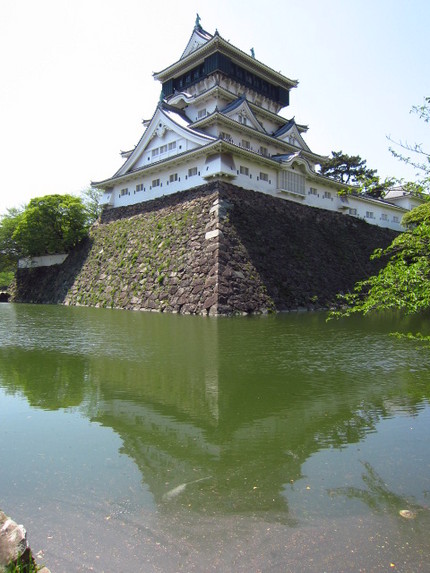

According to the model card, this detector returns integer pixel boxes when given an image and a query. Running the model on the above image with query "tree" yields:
[402,200,430,229]
[80,187,104,224]
[4,194,90,258]
[320,150,394,198]
[357,173,396,199]
[320,151,377,185]
[389,96,430,193]
[331,218,430,319]
[0,207,24,271]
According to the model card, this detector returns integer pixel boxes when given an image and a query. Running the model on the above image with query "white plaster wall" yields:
[135,134,188,170]
[108,155,407,232]
[18,254,69,268]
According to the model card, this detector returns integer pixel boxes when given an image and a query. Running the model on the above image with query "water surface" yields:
[0,304,429,572]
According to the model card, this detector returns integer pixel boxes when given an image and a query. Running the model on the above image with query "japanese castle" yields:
[95,18,420,231]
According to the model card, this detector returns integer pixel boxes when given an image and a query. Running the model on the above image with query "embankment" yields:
[12,182,397,315]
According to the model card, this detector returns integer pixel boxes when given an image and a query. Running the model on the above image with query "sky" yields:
[1,0,429,215]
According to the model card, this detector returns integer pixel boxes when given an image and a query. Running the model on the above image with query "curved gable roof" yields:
[114,104,216,177]
[220,97,266,133]
[180,25,213,59]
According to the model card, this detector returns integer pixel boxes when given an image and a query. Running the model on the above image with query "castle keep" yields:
[94,18,419,231]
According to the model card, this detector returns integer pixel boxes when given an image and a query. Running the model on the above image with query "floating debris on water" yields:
[399,509,416,519]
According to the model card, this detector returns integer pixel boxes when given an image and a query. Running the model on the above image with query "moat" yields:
[1,303,429,572]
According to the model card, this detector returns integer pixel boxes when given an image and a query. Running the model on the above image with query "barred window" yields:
[278,170,305,195]
[188,167,197,177]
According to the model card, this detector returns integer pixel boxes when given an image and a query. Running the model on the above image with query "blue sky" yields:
[0,0,429,214]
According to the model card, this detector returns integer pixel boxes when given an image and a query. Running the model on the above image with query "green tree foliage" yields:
[1,194,90,259]
[0,207,24,271]
[332,220,430,318]
[0,271,14,289]
[320,151,376,184]
[402,200,430,229]
[81,187,104,224]
[331,202,430,341]
[320,150,394,198]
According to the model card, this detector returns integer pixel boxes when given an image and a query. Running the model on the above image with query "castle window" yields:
[169,173,178,183]
[120,188,128,196]
[152,179,160,187]
[259,172,269,182]
[278,171,305,196]
[259,146,268,156]
[241,139,251,149]
[365,211,374,219]
[309,187,317,195]
[188,167,197,177]
[159,145,167,154]
[136,183,144,192]
[168,141,176,150]
[323,191,332,199]
[381,213,388,221]
[349,208,357,216]
[152,148,159,158]
[197,108,207,119]
[240,166,249,176]
[221,132,232,141]
[393,216,400,223]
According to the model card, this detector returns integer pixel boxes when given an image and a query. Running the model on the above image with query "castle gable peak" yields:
[180,18,213,60]
[112,105,216,178]
[274,120,310,151]
[221,97,265,133]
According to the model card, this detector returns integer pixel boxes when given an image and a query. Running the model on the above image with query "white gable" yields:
[180,26,213,59]
[222,99,266,133]
[276,123,310,151]
[115,106,216,177]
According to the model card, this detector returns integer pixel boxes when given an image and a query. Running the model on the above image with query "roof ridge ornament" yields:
[250,47,255,59]
[195,13,201,29]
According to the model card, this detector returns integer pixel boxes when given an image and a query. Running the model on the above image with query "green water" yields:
[0,303,429,572]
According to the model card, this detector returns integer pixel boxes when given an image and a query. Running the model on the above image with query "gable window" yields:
[169,173,178,183]
[159,144,168,154]
[188,167,197,177]
[240,166,249,176]
[259,146,268,156]
[168,141,176,151]
[136,183,144,192]
[197,108,207,119]
[120,188,128,196]
[238,115,247,125]
[152,179,160,188]
[241,139,251,149]
[152,148,159,158]
[259,172,269,182]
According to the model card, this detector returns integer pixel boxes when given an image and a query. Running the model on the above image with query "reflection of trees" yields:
[329,461,427,518]
[0,348,87,410]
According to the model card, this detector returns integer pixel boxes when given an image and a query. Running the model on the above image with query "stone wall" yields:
[12,182,397,315]
[0,510,50,573]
